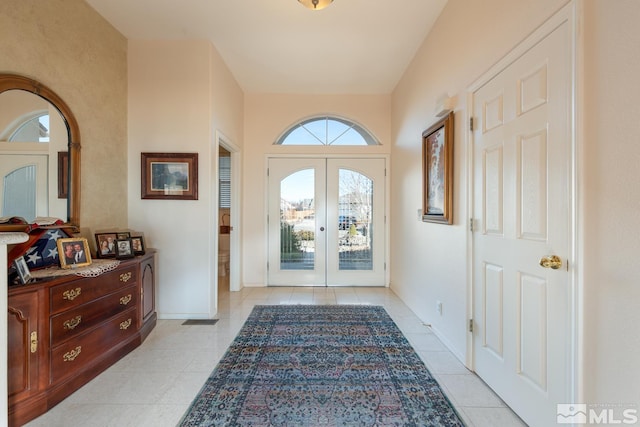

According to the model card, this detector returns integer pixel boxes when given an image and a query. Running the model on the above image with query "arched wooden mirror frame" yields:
[0,73,80,231]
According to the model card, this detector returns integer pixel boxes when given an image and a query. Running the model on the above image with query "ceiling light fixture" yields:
[298,0,333,10]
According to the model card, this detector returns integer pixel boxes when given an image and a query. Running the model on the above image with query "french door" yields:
[267,157,386,286]
[0,154,48,221]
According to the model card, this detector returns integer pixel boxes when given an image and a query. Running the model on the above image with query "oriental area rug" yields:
[179,305,464,427]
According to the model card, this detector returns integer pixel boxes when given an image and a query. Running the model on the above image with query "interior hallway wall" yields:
[128,40,243,319]
[390,0,567,362]
[391,0,640,406]
[581,0,640,406]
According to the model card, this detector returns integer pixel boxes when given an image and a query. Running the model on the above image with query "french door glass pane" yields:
[3,165,37,221]
[338,169,373,270]
[280,169,315,270]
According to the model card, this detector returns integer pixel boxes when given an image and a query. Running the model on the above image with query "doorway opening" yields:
[214,130,241,308]
[218,146,231,293]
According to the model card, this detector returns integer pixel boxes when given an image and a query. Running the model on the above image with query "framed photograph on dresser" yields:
[13,256,31,284]
[115,238,135,259]
[95,233,117,258]
[57,237,92,269]
[131,236,146,255]
[116,231,131,240]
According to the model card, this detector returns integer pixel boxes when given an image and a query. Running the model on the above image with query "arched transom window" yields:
[276,116,379,146]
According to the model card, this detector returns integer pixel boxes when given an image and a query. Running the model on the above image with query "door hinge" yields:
[267,262,269,271]
[468,319,474,333]
[469,117,474,131]
[384,262,387,271]
[267,168,269,177]
[469,218,474,232]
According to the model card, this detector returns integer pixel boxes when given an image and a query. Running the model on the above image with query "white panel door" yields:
[268,157,386,286]
[472,16,572,427]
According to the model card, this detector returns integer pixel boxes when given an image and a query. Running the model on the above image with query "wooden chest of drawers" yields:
[7,251,156,427]
[50,284,138,344]
[50,307,137,383]
[49,266,138,315]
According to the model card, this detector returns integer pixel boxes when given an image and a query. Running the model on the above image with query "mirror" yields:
[0,74,80,231]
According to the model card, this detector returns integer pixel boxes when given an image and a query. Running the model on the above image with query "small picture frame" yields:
[115,238,135,259]
[14,256,32,284]
[95,233,118,258]
[57,237,92,269]
[116,232,131,240]
[131,236,146,255]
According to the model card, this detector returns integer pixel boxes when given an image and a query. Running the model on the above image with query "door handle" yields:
[539,255,562,270]
[320,227,325,231]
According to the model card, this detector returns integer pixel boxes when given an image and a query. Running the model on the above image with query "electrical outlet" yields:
[436,301,443,315]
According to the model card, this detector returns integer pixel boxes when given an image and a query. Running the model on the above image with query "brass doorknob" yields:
[539,255,562,269]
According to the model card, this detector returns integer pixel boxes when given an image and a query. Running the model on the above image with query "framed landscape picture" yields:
[141,152,198,200]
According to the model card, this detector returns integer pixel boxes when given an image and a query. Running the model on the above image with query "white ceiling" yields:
[85,0,448,94]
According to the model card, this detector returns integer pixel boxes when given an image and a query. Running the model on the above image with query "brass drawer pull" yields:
[63,346,82,362]
[119,272,132,283]
[30,331,38,353]
[120,318,132,330]
[63,315,82,330]
[120,294,132,306]
[62,287,82,301]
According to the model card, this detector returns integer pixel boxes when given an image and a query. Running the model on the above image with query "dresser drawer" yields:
[50,267,137,314]
[50,285,138,345]
[50,308,137,383]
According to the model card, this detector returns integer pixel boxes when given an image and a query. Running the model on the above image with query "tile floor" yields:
[25,281,527,427]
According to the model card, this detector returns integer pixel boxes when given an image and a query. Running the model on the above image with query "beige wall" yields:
[242,93,391,285]
[0,0,128,231]
[392,0,640,406]
[127,40,244,318]
[391,0,567,362]
[582,0,640,404]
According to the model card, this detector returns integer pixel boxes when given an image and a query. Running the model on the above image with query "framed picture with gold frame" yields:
[57,237,92,269]
[141,152,198,200]
[422,112,454,224]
